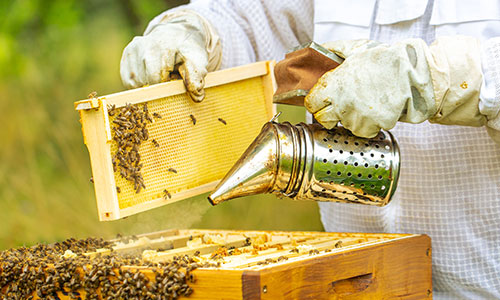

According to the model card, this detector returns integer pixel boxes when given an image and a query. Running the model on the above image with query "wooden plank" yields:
[118,181,219,219]
[223,237,364,269]
[186,269,245,300]
[86,232,200,258]
[242,270,261,300]
[79,105,120,221]
[183,229,408,241]
[255,235,432,300]
[75,61,270,109]
[150,237,249,263]
[109,228,179,242]
[113,233,203,252]
[262,61,277,118]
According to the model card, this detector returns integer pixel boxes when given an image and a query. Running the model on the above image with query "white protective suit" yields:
[143,0,500,298]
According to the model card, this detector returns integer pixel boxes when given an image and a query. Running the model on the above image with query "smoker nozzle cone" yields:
[208,123,280,205]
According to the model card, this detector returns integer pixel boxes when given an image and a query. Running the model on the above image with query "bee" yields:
[89,177,94,183]
[163,189,171,199]
[152,139,160,148]
[129,113,137,124]
[266,258,276,264]
[144,104,153,123]
[217,118,227,125]
[88,91,97,98]
[153,112,162,119]
[114,128,123,138]
[308,249,319,255]
[122,103,131,114]
[334,240,343,248]
[116,186,121,193]
[210,253,222,260]
[108,104,116,116]
[167,167,177,174]
[130,151,137,162]
[189,114,196,125]
[138,176,146,189]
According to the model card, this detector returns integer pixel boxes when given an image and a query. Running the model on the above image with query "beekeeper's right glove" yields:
[120,11,222,102]
[305,37,486,138]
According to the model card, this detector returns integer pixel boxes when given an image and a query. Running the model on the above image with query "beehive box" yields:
[74,62,276,221]
[0,229,432,299]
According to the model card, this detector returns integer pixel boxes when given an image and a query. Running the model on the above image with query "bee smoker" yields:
[208,42,400,206]
[208,120,400,206]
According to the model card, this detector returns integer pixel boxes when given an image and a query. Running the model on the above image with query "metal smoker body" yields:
[209,42,400,205]
[209,122,400,206]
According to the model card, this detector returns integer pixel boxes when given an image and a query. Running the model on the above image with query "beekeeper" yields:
[120,1,500,298]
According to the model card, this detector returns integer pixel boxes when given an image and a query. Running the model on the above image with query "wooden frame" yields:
[74,62,276,221]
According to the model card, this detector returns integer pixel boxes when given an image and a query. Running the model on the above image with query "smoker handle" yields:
[273,41,344,106]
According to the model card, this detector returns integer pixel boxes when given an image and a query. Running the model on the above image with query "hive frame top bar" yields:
[75,61,273,110]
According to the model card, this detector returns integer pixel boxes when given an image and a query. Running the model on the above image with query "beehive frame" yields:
[75,62,276,221]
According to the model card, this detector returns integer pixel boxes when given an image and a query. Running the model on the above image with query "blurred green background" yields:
[0,0,323,250]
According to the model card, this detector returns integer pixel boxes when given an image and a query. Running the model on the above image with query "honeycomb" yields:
[110,77,272,210]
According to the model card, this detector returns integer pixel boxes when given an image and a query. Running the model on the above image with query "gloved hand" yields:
[305,36,485,138]
[120,11,222,102]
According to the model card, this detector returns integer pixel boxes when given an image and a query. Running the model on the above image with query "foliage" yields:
[0,0,322,249]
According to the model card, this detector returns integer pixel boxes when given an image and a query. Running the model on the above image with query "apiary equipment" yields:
[273,41,344,106]
[0,229,432,299]
[209,121,400,205]
[75,61,275,221]
[209,42,400,206]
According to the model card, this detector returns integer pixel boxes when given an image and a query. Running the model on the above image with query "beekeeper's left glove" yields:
[305,37,485,138]
[120,10,221,102]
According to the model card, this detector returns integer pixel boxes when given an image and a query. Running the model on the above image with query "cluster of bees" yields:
[108,103,160,194]
[106,101,228,196]
[0,237,198,300]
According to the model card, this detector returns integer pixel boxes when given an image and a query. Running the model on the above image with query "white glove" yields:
[120,10,222,102]
[305,36,486,138]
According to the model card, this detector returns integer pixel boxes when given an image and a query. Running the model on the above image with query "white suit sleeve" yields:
[146,0,313,69]
[479,37,500,141]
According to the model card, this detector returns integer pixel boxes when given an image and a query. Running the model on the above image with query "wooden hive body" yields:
[131,229,433,299]
[3,229,431,299]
